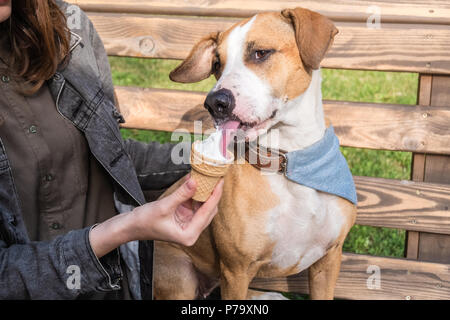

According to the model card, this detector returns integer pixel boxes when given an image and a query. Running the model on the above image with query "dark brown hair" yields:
[0,0,70,94]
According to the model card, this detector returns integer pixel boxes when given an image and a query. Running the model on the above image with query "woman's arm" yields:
[0,227,122,299]
[89,177,223,258]
[123,139,191,192]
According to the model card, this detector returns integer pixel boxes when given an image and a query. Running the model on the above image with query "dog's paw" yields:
[248,290,289,300]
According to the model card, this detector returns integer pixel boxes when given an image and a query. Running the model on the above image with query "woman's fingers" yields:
[163,178,197,208]
[183,179,224,245]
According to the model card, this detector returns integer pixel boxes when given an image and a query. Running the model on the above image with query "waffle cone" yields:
[190,141,233,202]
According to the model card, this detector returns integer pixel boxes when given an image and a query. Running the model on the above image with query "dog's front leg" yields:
[220,261,259,300]
[308,243,343,300]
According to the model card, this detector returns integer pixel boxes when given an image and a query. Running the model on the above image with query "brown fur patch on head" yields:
[243,12,312,100]
[281,7,338,72]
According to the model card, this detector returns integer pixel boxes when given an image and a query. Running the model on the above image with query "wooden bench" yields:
[72,0,450,300]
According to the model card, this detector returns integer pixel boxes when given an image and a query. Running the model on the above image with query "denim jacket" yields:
[0,1,190,299]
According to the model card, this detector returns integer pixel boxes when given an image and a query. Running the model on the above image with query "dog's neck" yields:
[258,69,326,153]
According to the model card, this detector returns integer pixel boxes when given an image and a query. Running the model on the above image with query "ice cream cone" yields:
[190,141,234,202]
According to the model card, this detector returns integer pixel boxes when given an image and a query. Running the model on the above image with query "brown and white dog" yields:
[154,7,357,300]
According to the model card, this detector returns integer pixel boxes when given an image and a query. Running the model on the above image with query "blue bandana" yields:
[284,126,357,205]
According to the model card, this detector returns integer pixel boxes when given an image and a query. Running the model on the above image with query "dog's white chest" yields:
[265,173,345,272]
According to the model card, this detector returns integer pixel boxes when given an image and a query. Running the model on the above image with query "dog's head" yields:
[170,7,338,141]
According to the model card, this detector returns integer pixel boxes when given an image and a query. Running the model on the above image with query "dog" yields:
[153,7,357,300]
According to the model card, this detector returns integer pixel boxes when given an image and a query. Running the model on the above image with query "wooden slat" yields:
[116,87,214,134]
[250,253,450,300]
[411,154,426,182]
[406,74,433,260]
[405,231,420,259]
[354,176,450,235]
[418,233,450,264]
[416,75,450,264]
[115,87,450,155]
[405,152,425,259]
[417,74,433,106]
[87,13,450,74]
[73,0,450,25]
[325,101,450,155]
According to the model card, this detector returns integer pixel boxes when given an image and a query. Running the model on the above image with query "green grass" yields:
[110,57,216,92]
[321,69,418,105]
[110,56,419,259]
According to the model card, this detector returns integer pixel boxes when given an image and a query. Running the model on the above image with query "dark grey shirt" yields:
[0,37,117,242]
[0,35,131,299]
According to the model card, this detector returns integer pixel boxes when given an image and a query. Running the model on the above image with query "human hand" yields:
[131,177,224,246]
[89,176,224,258]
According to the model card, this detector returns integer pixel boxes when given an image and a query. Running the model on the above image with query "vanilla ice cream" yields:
[193,129,234,164]
[190,129,234,201]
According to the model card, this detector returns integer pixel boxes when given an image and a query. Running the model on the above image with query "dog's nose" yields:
[204,88,235,119]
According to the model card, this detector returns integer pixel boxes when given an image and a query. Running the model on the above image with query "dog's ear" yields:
[169,32,220,83]
[281,7,338,71]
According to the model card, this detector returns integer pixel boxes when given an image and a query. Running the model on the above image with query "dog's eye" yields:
[254,50,273,61]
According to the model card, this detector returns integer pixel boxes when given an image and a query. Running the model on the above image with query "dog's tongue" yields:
[219,121,240,157]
